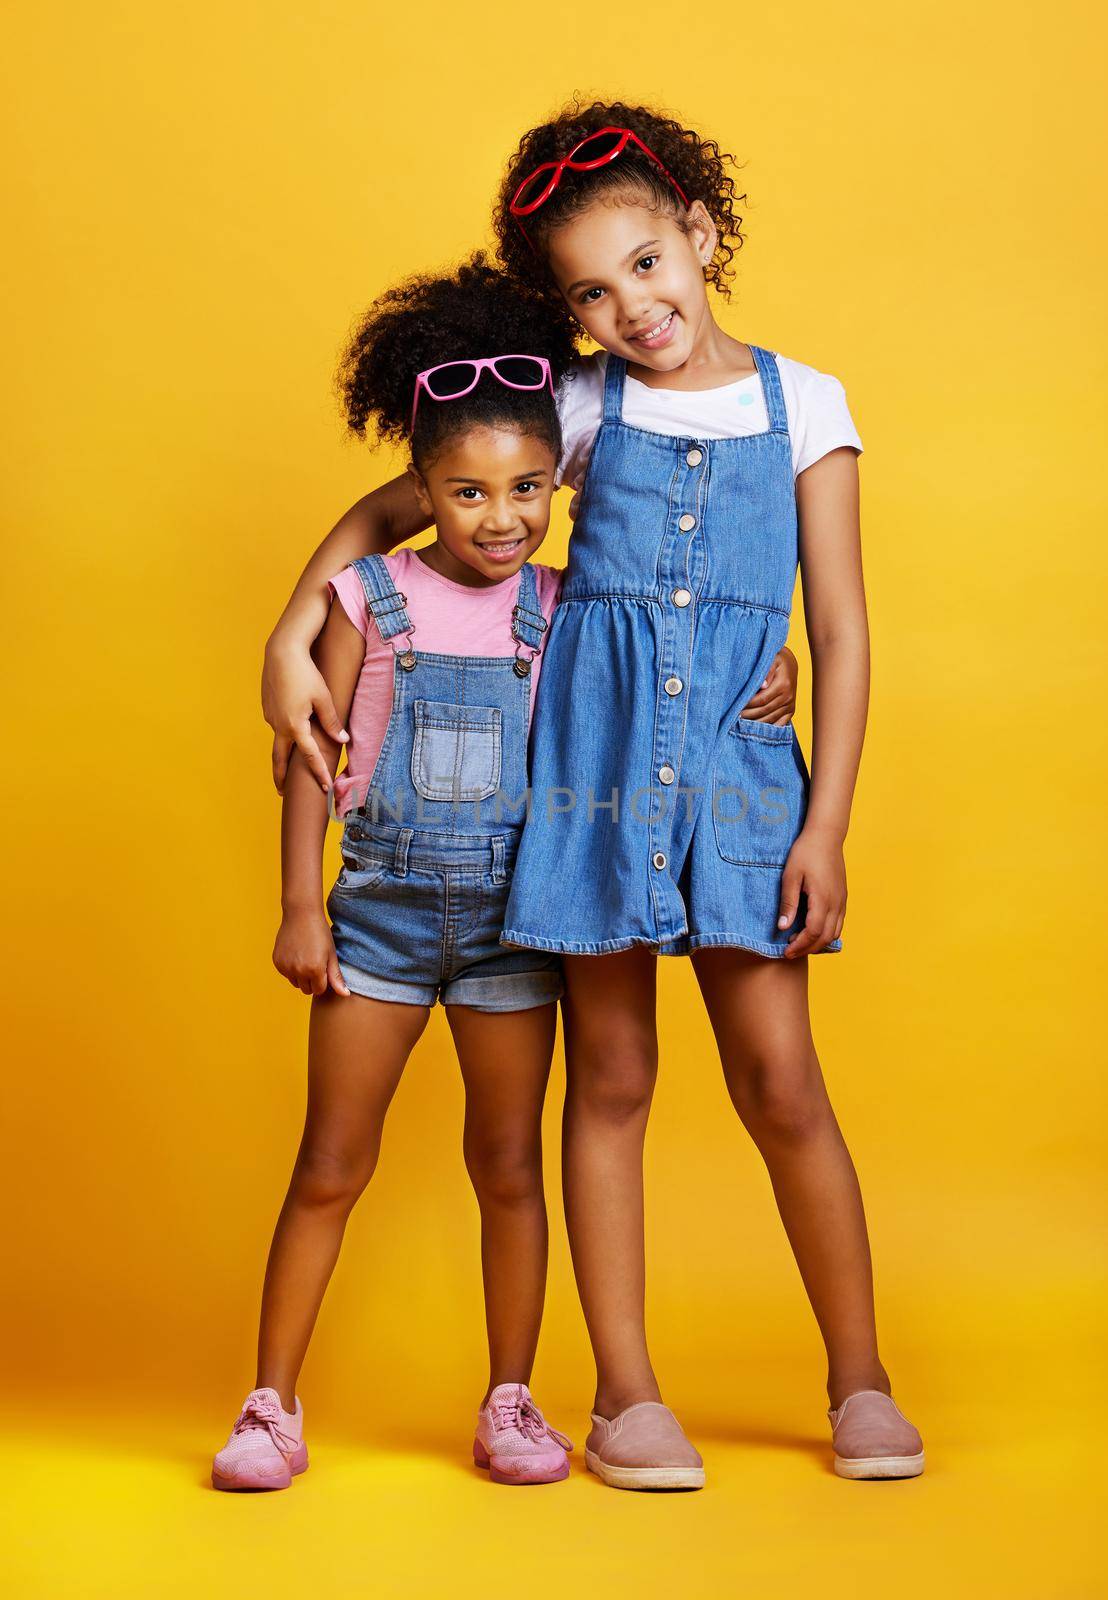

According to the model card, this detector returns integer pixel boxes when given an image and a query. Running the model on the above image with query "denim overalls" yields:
[326,554,564,1009]
[502,346,841,959]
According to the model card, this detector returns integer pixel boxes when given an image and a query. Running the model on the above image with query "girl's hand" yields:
[262,640,349,796]
[740,646,798,725]
[273,908,351,997]
[777,825,846,958]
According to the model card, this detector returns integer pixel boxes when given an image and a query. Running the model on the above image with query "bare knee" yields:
[464,1133,543,1207]
[289,1142,377,1213]
[569,1032,657,1126]
[728,1053,830,1144]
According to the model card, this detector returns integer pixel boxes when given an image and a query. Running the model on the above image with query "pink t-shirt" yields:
[327,547,563,818]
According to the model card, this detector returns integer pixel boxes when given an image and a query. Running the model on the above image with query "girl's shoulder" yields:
[531,562,565,619]
[769,350,863,473]
[771,349,851,401]
[327,547,415,638]
[327,560,370,637]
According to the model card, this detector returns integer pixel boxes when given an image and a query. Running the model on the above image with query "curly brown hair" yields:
[337,252,579,467]
[493,98,747,333]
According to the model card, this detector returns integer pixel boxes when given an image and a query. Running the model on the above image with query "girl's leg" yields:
[691,948,890,1408]
[561,949,662,1416]
[256,991,430,1409]
[446,1001,556,1400]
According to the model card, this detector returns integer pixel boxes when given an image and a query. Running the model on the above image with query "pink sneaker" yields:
[473,1383,573,1485]
[828,1389,925,1479]
[212,1387,308,1491]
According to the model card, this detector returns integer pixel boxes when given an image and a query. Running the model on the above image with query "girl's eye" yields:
[636,254,658,272]
[514,481,539,495]
[579,286,605,305]
[456,487,484,501]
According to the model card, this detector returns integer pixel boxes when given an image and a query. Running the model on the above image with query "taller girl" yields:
[263,99,923,1486]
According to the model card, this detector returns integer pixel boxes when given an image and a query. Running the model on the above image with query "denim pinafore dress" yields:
[501,346,841,959]
[326,555,564,1010]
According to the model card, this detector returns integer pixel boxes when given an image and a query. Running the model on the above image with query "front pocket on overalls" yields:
[330,853,391,897]
[411,700,502,803]
[711,719,808,868]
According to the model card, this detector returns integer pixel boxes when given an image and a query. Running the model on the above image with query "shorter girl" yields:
[212,258,577,1490]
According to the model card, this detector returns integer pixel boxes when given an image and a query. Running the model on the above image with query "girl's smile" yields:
[628,309,678,350]
[475,534,527,563]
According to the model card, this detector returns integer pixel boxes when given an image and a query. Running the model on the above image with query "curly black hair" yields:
[337,252,579,468]
[494,98,747,334]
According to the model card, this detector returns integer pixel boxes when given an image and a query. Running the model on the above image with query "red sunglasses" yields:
[509,125,690,219]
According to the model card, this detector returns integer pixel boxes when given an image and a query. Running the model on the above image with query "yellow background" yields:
[3,2,1105,1594]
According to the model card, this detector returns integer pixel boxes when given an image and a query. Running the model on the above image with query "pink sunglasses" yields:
[410,354,554,434]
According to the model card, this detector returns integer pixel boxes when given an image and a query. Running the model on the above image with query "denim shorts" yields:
[326,821,564,1012]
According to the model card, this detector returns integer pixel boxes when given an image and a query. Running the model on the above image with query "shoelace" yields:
[493,1387,573,1451]
[231,1391,299,1455]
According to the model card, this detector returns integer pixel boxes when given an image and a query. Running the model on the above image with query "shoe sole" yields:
[212,1443,309,1492]
[473,1440,569,1485]
[834,1450,925,1480]
[585,1448,705,1491]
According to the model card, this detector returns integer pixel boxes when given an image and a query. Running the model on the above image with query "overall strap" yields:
[511,562,547,672]
[601,354,626,424]
[748,345,789,435]
[511,562,546,649]
[349,555,416,649]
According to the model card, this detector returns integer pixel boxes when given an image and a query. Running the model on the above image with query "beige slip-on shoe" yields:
[585,1401,706,1490]
[828,1389,925,1479]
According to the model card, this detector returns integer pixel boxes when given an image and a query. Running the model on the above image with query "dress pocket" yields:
[411,699,502,803]
[711,718,808,868]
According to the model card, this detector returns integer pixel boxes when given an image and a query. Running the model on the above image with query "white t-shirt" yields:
[555,348,863,489]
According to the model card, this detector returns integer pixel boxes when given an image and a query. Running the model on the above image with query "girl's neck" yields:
[416,539,500,589]
[625,313,754,394]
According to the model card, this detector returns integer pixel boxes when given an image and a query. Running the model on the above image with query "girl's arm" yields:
[778,447,869,958]
[263,473,429,794]
[273,598,367,997]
